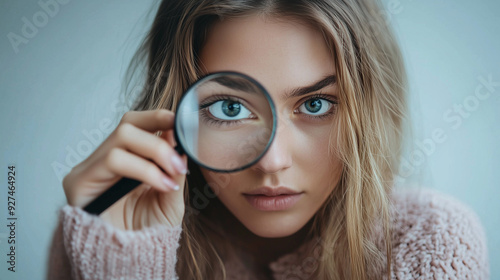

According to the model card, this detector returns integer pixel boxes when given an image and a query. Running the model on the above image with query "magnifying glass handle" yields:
[83,177,141,215]
[82,145,185,215]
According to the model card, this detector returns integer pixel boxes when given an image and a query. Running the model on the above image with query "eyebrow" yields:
[212,74,337,98]
[213,76,261,94]
[283,74,337,99]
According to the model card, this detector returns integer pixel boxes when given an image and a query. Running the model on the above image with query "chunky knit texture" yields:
[47,188,490,279]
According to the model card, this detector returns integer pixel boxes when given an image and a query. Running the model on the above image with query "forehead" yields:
[198,14,336,98]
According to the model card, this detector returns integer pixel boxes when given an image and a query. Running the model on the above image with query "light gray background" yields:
[0,0,498,279]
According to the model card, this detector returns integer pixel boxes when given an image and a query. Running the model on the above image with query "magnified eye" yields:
[207,100,253,120]
[298,98,333,116]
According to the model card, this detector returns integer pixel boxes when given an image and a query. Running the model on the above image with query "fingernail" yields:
[162,176,179,191]
[171,155,187,174]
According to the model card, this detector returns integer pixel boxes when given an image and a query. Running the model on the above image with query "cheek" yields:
[197,125,270,171]
[199,121,342,198]
[199,169,232,195]
[294,122,339,171]
[292,122,342,197]
[199,168,247,201]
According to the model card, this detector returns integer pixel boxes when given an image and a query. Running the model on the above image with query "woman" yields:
[47,0,489,279]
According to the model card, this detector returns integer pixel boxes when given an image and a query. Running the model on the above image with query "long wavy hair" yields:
[122,0,408,279]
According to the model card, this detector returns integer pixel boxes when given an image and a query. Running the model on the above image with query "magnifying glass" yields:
[83,71,276,215]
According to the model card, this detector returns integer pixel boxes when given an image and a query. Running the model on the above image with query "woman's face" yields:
[198,14,342,238]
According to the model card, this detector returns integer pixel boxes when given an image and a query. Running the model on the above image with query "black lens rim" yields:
[173,71,277,173]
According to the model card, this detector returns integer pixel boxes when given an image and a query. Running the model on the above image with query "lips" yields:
[243,186,301,196]
[243,186,304,211]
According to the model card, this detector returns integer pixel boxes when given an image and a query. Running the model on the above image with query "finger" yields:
[159,130,189,175]
[159,129,177,147]
[119,109,175,133]
[113,123,187,176]
[106,147,180,192]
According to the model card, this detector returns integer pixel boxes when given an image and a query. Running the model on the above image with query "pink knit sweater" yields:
[46,188,490,279]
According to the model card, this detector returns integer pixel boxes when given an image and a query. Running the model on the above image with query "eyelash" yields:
[199,95,249,127]
[198,93,337,126]
[199,110,246,128]
[295,93,338,120]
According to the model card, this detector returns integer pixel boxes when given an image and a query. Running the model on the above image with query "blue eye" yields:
[298,98,333,116]
[208,100,252,120]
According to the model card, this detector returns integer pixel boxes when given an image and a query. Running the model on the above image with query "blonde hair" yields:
[123,0,408,279]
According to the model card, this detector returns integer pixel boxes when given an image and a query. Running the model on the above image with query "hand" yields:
[62,109,187,230]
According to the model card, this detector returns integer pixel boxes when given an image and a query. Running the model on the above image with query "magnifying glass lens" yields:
[176,72,275,172]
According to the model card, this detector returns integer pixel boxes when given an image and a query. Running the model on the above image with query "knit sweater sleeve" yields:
[390,188,490,279]
[46,204,183,280]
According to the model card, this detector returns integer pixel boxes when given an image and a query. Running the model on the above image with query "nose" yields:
[252,121,293,174]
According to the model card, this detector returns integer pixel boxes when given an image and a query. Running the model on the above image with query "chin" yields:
[239,213,309,238]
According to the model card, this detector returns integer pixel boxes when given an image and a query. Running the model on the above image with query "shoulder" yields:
[389,187,490,279]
